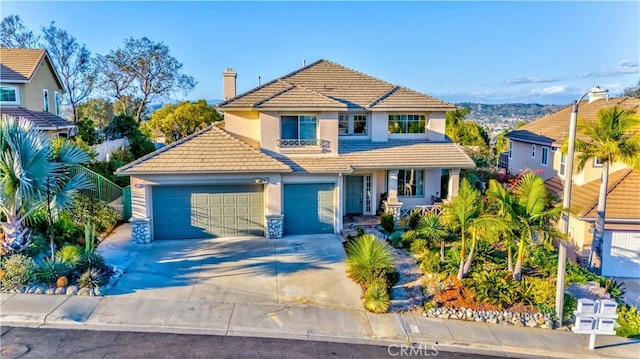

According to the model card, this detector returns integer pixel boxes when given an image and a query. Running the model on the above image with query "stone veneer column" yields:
[130,218,151,244]
[384,202,403,224]
[265,214,284,239]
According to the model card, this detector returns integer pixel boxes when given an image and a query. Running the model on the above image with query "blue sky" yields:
[3,1,639,104]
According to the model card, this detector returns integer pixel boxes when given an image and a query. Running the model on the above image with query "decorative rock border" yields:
[1,267,124,297]
[423,306,555,329]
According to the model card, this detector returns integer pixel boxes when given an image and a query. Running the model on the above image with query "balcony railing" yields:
[277,138,330,148]
[498,152,509,169]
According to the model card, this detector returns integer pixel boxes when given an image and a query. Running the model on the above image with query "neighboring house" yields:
[504,96,640,278]
[0,48,75,137]
[116,60,474,242]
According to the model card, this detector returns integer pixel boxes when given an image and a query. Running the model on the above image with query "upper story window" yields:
[54,91,61,115]
[559,153,566,176]
[541,147,549,166]
[281,115,317,140]
[339,113,368,136]
[43,89,50,112]
[0,85,19,104]
[531,144,536,158]
[398,169,424,197]
[388,114,425,134]
[508,140,513,159]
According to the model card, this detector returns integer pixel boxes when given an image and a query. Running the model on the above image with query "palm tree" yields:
[573,106,640,272]
[416,213,448,261]
[486,173,560,280]
[462,215,510,275]
[0,115,92,256]
[440,179,482,279]
[486,180,520,272]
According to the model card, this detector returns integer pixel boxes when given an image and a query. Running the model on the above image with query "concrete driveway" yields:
[103,232,362,311]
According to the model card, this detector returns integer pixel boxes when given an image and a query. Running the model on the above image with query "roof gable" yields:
[218,60,454,110]
[0,48,65,90]
[254,83,346,109]
[117,125,292,175]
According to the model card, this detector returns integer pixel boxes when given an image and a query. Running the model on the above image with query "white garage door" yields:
[602,231,640,278]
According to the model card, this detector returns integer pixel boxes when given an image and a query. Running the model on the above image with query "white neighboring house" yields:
[503,95,640,278]
[116,60,474,243]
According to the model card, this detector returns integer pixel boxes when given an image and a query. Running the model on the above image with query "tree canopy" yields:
[0,15,39,48]
[145,100,222,144]
[445,107,490,148]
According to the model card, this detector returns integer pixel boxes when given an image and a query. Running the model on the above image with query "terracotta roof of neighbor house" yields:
[546,169,640,221]
[116,125,292,175]
[506,97,640,146]
[0,106,74,129]
[218,60,455,111]
[0,48,46,82]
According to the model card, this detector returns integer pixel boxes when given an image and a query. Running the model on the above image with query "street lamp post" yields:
[555,86,608,326]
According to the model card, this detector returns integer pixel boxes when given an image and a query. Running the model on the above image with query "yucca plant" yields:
[345,234,395,285]
[36,258,72,284]
[363,281,390,314]
[56,244,83,266]
[78,268,109,289]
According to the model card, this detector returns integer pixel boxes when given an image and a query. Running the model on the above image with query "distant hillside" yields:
[456,102,565,138]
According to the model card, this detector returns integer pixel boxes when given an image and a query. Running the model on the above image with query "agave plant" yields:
[0,115,92,256]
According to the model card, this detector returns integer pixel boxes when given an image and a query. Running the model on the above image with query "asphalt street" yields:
[0,327,506,359]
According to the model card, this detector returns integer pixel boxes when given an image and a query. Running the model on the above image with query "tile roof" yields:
[506,97,640,146]
[0,106,74,129]
[116,125,293,175]
[546,169,640,221]
[218,60,455,111]
[254,83,346,109]
[0,48,46,82]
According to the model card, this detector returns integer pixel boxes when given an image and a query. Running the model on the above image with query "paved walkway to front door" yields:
[100,225,362,311]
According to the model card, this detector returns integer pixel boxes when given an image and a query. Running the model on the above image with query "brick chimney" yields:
[223,68,237,101]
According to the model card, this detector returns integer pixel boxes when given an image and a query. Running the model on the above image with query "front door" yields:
[346,176,364,214]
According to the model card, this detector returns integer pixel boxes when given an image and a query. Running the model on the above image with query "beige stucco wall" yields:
[224,111,261,143]
[508,140,554,179]
[370,111,388,142]
[319,111,339,154]
[24,60,62,113]
[427,112,446,141]
[573,160,627,186]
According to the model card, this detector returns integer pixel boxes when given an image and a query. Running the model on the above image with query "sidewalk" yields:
[1,225,638,358]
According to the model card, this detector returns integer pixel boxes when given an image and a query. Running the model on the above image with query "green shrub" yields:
[57,245,83,267]
[468,270,520,309]
[36,259,72,284]
[388,231,404,248]
[78,268,110,289]
[363,282,390,313]
[380,213,395,233]
[345,234,395,285]
[520,277,555,307]
[68,194,120,234]
[419,251,441,274]
[616,305,640,338]
[77,252,107,273]
[598,277,626,303]
[0,254,36,289]
[565,260,598,284]
[563,293,577,321]
[46,213,84,247]
[441,248,462,276]
[25,232,49,258]
[408,210,422,230]
[525,242,558,276]
[401,230,418,248]
[473,240,498,264]
[355,226,365,237]
[410,238,429,258]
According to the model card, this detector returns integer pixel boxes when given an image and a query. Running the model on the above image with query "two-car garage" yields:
[150,182,336,240]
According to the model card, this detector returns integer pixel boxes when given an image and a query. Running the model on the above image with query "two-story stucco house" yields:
[503,95,640,278]
[0,48,75,137]
[117,60,474,243]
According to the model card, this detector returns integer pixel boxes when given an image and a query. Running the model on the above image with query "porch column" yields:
[384,170,403,223]
[447,169,461,200]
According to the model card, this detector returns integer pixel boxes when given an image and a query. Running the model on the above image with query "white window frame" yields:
[509,140,513,159]
[339,113,368,136]
[541,147,549,166]
[0,85,20,105]
[559,153,566,176]
[43,89,50,112]
[593,157,604,167]
[531,144,536,158]
[54,91,61,115]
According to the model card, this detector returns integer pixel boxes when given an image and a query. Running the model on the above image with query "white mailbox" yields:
[596,318,616,332]
[597,299,617,315]
[574,317,595,331]
[577,298,596,314]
